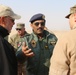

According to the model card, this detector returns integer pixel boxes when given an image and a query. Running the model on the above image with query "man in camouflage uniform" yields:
[8,23,29,75]
[16,13,57,75]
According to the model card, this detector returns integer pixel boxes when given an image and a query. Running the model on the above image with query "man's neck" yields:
[37,33,44,39]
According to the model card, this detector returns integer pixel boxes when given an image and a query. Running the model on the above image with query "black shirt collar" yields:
[0,26,9,38]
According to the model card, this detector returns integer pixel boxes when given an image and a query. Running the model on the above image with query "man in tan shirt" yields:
[49,5,76,75]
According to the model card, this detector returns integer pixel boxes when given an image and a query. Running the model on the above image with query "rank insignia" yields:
[31,40,36,48]
[50,41,56,46]
[42,15,45,19]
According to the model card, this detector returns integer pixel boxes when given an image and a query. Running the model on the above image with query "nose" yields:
[38,24,42,27]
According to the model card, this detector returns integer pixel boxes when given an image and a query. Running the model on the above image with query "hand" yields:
[22,42,35,57]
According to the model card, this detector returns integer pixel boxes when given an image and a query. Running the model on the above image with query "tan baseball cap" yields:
[16,23,25,29]
[0,4,21,19]
[65,5,76,19]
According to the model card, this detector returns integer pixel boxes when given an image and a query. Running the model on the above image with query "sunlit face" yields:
[3,16,15,33]
[69,13,76,29]
[31,20,45,34]
[16,27,25,36]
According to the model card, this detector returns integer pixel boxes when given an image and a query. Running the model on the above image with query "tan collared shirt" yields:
[49,28,76,75]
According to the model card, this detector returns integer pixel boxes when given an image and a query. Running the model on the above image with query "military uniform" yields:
[16,13,57,75]
[9,32,30,75]
[16,30,57,75]
[8,23,29,75]
[49,5,76,75]
[8,32,29,51]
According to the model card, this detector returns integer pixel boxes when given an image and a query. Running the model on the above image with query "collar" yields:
[32,30,51,38]
[0,26,9,38]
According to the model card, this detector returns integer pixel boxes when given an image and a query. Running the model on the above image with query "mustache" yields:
[37,27,43,30]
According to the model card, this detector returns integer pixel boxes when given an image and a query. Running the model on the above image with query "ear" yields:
[0,17,7,28]
[30,23,33,30]
[1,17,5,24]
[30,23,33,27]
[0,17,5,25]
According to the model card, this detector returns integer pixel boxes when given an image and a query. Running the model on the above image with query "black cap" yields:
[29,13,45,23]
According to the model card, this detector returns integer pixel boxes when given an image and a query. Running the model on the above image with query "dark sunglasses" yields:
[16,28,21,30]
[33,22,45,26]
[5,16,15,22]
[10,19,15,23]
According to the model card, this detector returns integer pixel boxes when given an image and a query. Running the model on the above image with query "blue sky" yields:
[0,0,76,31]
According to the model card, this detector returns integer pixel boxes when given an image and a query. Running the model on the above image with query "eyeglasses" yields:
[5,16,15,23]
[10,19,15,23]
[33,22,45,26]
[16,28,21,31]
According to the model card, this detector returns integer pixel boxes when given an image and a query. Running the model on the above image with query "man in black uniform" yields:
[0,4,21,75]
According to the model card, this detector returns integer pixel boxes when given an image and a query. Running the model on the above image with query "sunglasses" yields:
[10,19,15,23]
[16,28,22,30]
[5,16,15,23]
[33,22,45,26]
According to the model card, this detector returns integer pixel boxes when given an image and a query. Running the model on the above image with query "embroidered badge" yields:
[45,45,48,50]
[42,15,45,19]
[50,41,56,46]
[31,40,36,48]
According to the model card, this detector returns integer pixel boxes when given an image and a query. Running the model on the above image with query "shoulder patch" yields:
[50,41,56,46]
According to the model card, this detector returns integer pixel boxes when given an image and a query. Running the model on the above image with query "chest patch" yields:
[31,40,36,48]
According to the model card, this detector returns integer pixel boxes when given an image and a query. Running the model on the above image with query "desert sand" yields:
[9,29,68,39]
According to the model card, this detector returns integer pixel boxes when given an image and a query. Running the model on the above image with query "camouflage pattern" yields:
[8,32,29,75]
[16,30,57,75]
[16,23,25,29]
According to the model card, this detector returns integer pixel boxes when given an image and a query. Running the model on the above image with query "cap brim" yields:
[16,27,22,29]
[65,14,71,19]
[11,13,21,20]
